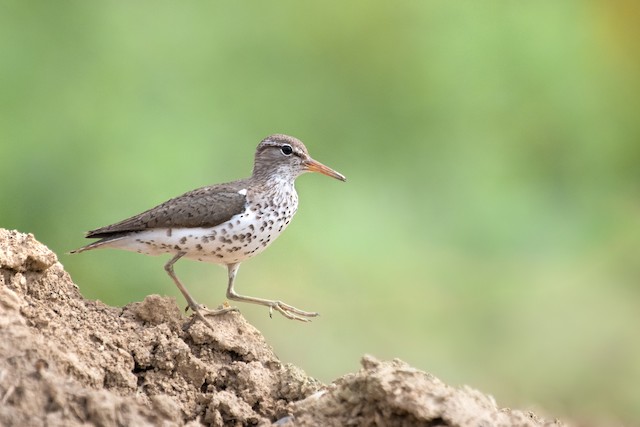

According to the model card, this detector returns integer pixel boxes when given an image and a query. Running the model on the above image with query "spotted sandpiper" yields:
[71,134,346,328]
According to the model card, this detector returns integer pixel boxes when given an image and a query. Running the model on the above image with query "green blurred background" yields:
[1,1,639,425]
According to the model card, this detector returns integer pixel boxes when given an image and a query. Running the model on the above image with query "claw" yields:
[200,305,239,316]
[264,301,319,322]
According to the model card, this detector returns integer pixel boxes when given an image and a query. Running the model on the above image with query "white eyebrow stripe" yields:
[261,141,305,157]
[238,189,247,196]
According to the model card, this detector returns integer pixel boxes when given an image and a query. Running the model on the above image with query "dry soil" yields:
[0,228,564,426]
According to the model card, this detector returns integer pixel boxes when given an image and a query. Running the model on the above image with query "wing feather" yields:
[85,182,248,239]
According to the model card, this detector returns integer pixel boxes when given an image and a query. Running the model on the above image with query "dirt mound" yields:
[0,229,564,426]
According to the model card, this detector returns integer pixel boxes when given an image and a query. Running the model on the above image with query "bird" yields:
[71,134,346,329]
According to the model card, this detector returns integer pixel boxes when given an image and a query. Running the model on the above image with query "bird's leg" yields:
[225,263,319,322]
[164,252,236,329]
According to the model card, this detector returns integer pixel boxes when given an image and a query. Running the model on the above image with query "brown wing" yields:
[85,182,248,239]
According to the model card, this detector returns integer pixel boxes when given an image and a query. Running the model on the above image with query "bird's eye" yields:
[281,145,293,156]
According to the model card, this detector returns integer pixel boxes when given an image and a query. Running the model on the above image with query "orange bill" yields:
[304,158,347,182]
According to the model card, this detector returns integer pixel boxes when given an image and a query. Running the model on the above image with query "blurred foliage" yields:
[1,1,639,425]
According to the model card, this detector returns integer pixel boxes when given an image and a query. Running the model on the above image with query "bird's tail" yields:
[68,235,127,255]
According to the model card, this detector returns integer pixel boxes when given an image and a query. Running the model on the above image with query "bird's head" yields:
[253,134,346,183]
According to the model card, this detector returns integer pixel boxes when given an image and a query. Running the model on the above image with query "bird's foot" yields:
[184,302,239,330]
[267,301,319,322]
[201,302,240,317]
[185,302,239,316]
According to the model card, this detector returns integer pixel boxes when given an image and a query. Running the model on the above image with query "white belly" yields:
[105,204,295,265]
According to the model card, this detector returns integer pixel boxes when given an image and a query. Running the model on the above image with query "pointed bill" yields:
[304,158,346,182]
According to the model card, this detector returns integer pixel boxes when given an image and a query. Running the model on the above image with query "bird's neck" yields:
[250,173,298,206]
